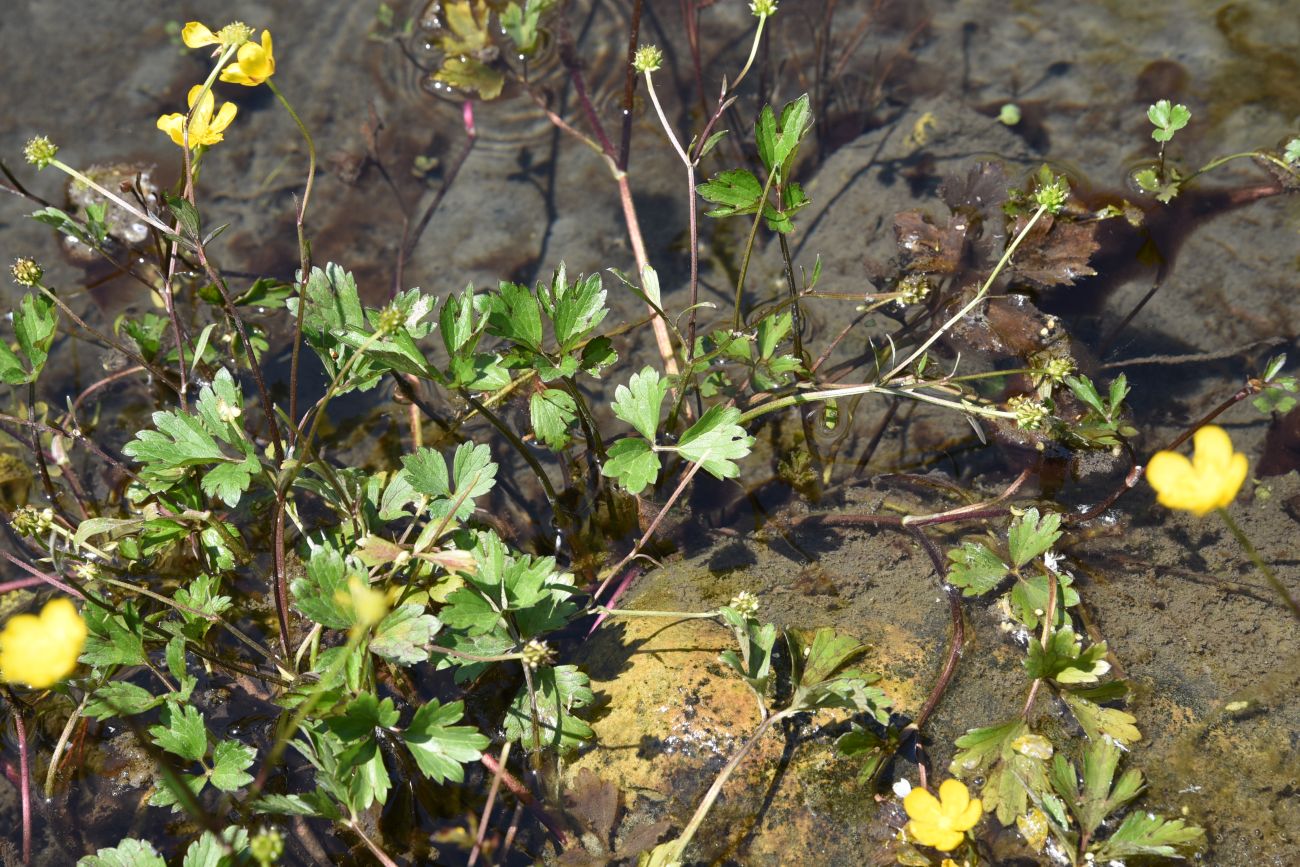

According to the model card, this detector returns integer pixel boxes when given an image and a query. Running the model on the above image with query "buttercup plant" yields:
[1,5,1294,864]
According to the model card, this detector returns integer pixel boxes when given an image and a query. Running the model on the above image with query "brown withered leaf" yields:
[565,768,619,848]
[893,209,967,274]
[1007,212,1099,288]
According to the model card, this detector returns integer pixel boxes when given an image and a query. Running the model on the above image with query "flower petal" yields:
[937,778,971,816]
[1214,452,1248,509]
[1190,425,1234,475]
[903,787,943,824]
[210,101,238,135]
[181,21,220,48]
[954,796,983,831]
[0,598,86,688]
[157,113,188,148]
[1146,451,1206,513]
[907,820,965,852]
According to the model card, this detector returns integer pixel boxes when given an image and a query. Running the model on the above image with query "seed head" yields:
[24,136,59,170]
[11,257,43,287]
[633,44,663,74]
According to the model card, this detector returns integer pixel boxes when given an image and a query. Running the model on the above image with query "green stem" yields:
[1215,507,1300,621]
[734,168,780,330]
[732,13,769,91]
[266,78,317,444]
[47,160,177,239]
[736,382,1017,426]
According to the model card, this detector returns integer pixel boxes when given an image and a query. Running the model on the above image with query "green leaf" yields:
[289,263,384,393]
[951,719,1026,776]
[402,699,489,783]
[199,454,260,508]
[543,266,608,352]
[330,693,401,741]
[602,437,660,494]
[81,602,147,668]
[1062,691,1141,745]
[290,541,359,630]
[77,838,166,867]
[1064,375,1106,416]
[149,703,208,763]
[611,366,668,441]
[85,681,166,720]
[1094,811,1205,859]
[675,404,753,480]
[1008,509,1062,568]
[123,408,225,487]
[400,442,498,523]
[530,388,578,450]
[440,586,503,634]
[579,335,618,376]
[697,168,763,218]
[946,541,1009,596]
[489,280,544,351]
[718,608,776,700]
[1010,572,1080,630]
[370,605,441,665]
[503,664,594,754]
[1024,626,1110,683]
[0,292,58,383]
[786,627,882,713]
[254,793,330,818]
[339,735,391,809]
[757,94,812,176]
[181,828,249,867]
[209,740,256,791]
[1147,99,1191,142]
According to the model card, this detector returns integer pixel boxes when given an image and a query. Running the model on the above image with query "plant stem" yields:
[44,692,89,798]
[734,168,780,330]
[1216,507,1300,621]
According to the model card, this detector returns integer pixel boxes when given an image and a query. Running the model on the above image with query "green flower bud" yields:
[750,0,779,17]
[11,257,44,287]
[24,136,59,170]
[633,44,663,74]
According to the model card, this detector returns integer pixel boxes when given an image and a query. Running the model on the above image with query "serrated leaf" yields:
[601,437,660,494]
[611,366,668,441]
[123,410,224,481]
[1062,692,1141,745]
[946,541,1009,596]
[530,388,578,450]
[1,292,58,383]
[290,541,357,630]
[489,280,544,351]
[81,602,147,668]
[675,404,753,480]
[504,664,594,754]
[199,454,260,508]
[85,681,166,720]
[1094,811,1205,859]
[402,699,489,783]
[697,168,763,217]
[400,442,497,522]
[339,735,391,809]
[545,266,608,351]
[149,703,207,763]
[1008,508,1062,568]
[181,828,249,867]
[1010,572,1080,630]
[370,605,441,664]
[77,838,166,867]
[951,719,1026,776]
[579,335,617,376]
[209,740,256,791]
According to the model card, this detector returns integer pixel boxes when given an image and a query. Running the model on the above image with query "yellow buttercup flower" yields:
[0,598,87,688]
[335,576,388,630]
[157,85,238,149]
[221,31,275,86]
[904,778,983,852]
[1146,425,1247,516]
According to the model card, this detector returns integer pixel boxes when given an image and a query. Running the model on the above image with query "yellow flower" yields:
[1146,425,1248,516]
[221,31,275,86]
[335,576,388,630]
[157,85,238,149]
[904,778,983,852]
[0,598,87,688]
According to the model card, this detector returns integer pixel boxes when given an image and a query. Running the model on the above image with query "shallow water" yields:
[1,0,1298,863]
